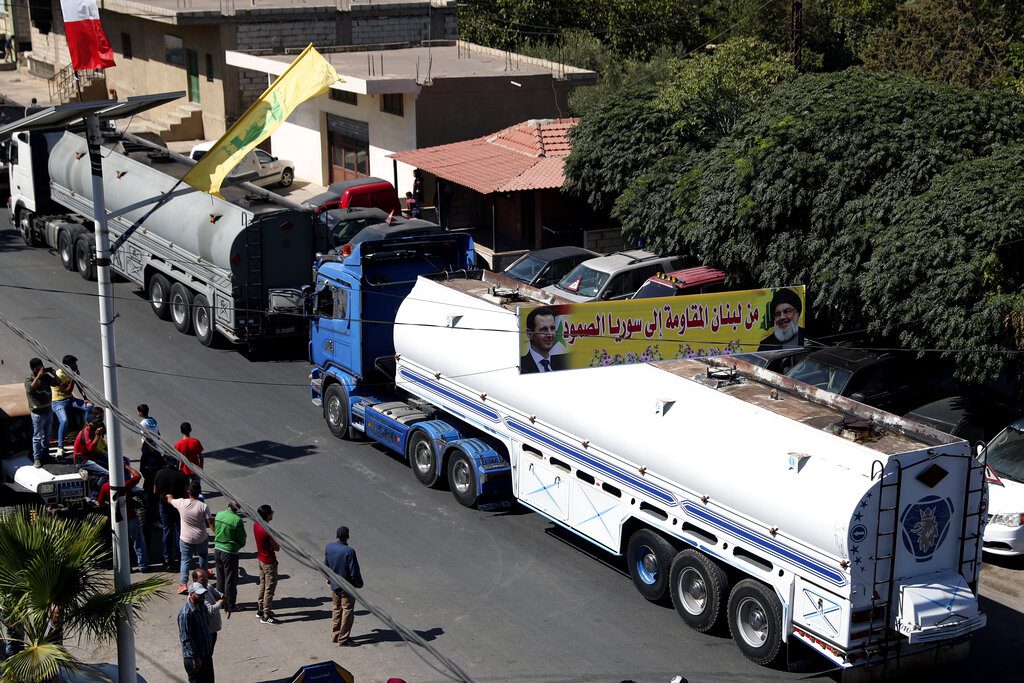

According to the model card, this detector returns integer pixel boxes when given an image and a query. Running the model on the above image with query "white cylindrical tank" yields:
[394,277,893,559]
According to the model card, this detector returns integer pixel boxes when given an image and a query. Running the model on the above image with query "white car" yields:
[981,419,1024,556]
[541,250,682,303]
[188,141,295,188]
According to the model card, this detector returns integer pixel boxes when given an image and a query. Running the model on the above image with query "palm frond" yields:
[0,641,75,683]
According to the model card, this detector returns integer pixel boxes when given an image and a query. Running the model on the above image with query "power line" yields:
[0,312,478,683]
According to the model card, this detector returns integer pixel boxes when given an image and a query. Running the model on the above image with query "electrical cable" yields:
[0,311,477,683]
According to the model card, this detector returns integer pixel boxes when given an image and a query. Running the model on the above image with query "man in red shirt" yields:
[97,462,148,572]
[175,422,204,485]
[253,504,280,624]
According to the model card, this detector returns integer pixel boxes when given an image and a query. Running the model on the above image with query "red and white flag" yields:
[61,0,115,70]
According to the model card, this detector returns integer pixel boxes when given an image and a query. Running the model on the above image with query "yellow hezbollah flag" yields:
[183,44,340,196]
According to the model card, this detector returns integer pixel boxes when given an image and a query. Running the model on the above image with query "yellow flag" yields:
[183,44,340,196]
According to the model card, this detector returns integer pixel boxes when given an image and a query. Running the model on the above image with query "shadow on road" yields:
[206,440,317,467]
[271,595,333,623]
[349,625,444,645]
[0,227,29,254]
[982,553,1024,570]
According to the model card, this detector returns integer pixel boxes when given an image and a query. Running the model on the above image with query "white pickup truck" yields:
[0,383,88,508]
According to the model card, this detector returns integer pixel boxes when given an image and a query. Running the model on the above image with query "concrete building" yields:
[23,0,456,139]
[226,41,596,204]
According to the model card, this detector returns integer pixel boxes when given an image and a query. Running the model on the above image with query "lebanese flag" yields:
[61,0,115,70]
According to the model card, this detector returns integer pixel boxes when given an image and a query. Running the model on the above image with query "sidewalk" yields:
[0,63,51,109]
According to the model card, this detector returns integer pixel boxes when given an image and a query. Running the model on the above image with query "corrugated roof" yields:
[390,118,579,194]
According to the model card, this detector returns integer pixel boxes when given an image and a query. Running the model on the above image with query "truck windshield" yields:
[633,280,677,299]
[556,264,608,298]
[986,426,1024,483]
[787,358,853,394]
[505,254,546,283]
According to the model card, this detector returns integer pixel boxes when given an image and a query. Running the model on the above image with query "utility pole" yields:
[790,0,803,71]
[83,113,137,683]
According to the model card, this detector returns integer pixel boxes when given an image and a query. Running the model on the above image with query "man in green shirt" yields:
[213,501,246,610]
[25,358,58,467]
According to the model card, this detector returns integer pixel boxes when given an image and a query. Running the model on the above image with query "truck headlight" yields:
[990,513,1024,527]
[39,483,56,495]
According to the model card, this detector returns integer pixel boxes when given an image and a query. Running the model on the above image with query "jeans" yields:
[214,549,239,608]
[51,398,91,449]
[127,518,148,569]
[30,410,52,462]
[158,502,180,564]
[257,561,278,616]
[182,656,214,683]
[78,459,109,491]
[179,538,210,585]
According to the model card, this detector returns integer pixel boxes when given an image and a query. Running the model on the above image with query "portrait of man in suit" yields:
[521,306,568,373]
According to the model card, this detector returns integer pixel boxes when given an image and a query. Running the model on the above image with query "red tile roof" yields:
[389,118,579,194]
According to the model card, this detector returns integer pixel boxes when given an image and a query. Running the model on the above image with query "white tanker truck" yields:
[7,128,324,347]
[308,235,987,676]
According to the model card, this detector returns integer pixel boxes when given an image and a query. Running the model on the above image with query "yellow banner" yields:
[518,286,806,373]
[182,44,340,196]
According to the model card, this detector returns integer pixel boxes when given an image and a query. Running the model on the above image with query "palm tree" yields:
[0,506,167,683]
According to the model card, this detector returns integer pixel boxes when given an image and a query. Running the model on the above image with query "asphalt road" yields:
[0,216,1020,683]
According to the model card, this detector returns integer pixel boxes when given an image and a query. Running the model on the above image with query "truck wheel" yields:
[670,549,728,633]
[192,293,217,347]
[75,239,96,280]
[279,168,294,188]
[626,529,674,603]
[169,283,194,334]
[58,231,76,271]
[408,431,441,487]
[448,450,478,507]
[323,384,350,439]
[148,274,172,320]
[728,579,784,666]
[18,210,39,246]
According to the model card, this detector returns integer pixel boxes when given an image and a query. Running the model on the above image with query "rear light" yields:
[342,243,352,257]
[793,627,845,659]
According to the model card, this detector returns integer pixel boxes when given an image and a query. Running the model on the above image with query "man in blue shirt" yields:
[325,526,363,646]
[178,582,214,682]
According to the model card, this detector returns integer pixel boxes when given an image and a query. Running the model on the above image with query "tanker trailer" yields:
[8,129,324,347]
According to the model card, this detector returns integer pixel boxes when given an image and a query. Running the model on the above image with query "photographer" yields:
[24,358,58,467]
[73,409,110,489]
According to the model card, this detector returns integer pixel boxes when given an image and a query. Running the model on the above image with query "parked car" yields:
[502,246,598,288]
[978,419,1024,556]
[189,141,295,188]
[346,219,443,249]
[631,266,728,299]
[322,207,393,249]
[732,346,817,375]
[542,250,683,303]
[302,177,401,215]
[903,396,1022,448]
[784,347,956,415]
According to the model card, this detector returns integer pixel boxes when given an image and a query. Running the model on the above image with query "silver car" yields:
[189,142,295,188]
[542,250,682,302]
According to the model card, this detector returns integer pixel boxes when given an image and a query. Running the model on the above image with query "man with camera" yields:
[24,358,58,468]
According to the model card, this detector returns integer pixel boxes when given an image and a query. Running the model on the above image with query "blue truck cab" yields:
[308,233,511,506]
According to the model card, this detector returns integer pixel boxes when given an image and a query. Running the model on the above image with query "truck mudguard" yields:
[407,419,462,472]
[444,437,510,497]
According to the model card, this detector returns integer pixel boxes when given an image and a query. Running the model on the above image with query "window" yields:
[330,89,357,105]
[121,32,132,60]
[164,35,184,66]
[205,53,214,82]
[316,286,348,320]
[254,149,274,164]
[602,271,638,300]
[380,93,403,116]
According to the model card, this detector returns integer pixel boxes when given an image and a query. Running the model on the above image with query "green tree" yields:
[0,507,165,683]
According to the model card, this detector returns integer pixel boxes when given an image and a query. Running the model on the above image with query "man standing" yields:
[154,455,187,572]
[178,582,214,683]
[520,307,568,373]
[169,481,214,594]
[757,288,806,351]
[191,567,229,652]
[175,422,205,485]
[97,461,148,572]
[50,354,92,455]
[25,358,58,467]
[213,501,246,610]
[325,526,363,647]
[138,404,160,446]
[253,505,280,624]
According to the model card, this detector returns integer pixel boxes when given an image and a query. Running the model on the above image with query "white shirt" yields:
[529,348,555,372]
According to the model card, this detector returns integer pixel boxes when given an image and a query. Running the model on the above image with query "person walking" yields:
[191,567,229,652]
[169,481,214,594]
[178,582,215,683]
[50,354,92,456]
[213,501,246,610]
[175,422,205,485]
[154,455,187,572]
[324,526,363,646]
[97,461,148,572]
[25,358,58,467]
[253,505,280,624]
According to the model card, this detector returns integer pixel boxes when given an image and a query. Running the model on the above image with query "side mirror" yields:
[300,284,314,318]
[849,392,866,403]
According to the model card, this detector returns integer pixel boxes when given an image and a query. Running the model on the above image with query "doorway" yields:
[186,49,200,103]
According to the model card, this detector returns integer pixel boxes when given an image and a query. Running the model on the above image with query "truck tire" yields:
[626,529,675,604]
[408,431,441,487]
[75,238,96,281]
[192,293,217,347]
[727,579,784,666]
[447,450,478,507]
[58,230,77,271]
[323,384,351,439]
[148,274,172,320]
[169,283,194,334]
[670,549,728,633]
[18,210,40,246]
[279,168,294,188]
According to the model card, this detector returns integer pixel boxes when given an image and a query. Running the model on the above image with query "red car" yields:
[631,266,728,298]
